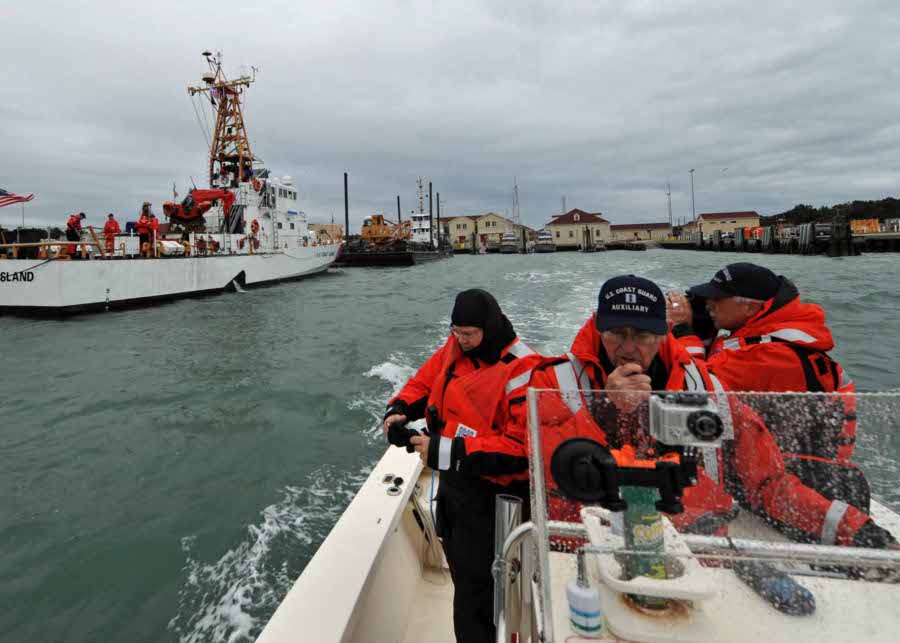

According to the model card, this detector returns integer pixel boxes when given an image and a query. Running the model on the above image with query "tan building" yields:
[545,209,610,250]
[609,222,672,242]
[696,211,760,237]
[446,216,477,251]
[309,223,344,241]
[475,212,517,249]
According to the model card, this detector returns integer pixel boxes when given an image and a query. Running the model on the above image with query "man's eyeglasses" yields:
[601,328,663,346]
[450,325,482,340]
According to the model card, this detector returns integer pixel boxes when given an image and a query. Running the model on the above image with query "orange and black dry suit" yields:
[675,278,864,509]
[523,315,893,549]
[385,322,541,642]
[65,214,83,254]
[103,218,121,254]
[135,214,150,235]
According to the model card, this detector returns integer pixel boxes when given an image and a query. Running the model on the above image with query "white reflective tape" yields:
[821,500,849,545]
[722,338,741,351]
[701,447,720,485]
[840,368,853,389]
[686,346,706,355]
[507,341,536,358]
[707,373,734,441]
[438,437,453,471]
[505,369,534,395]
[566,352,593,407]
[682,361,704,392]
[767,328,818,344]
[553,362,584,415]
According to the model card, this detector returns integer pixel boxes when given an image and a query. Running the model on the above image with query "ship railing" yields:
[0,240,103,260]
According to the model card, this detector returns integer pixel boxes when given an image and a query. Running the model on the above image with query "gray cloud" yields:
[3,0,899,232]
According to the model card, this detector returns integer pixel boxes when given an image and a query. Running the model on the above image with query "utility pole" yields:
[690,169,696,223]
[666,182,672,227]
[344,172,349,238]
[428,181,434,246]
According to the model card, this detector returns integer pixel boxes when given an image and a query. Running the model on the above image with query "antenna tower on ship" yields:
[188,51,261,188]
[417,177,425,215]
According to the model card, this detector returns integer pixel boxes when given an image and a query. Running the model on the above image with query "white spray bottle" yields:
[567,550,603,637]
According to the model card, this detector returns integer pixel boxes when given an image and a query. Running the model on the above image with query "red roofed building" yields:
[609,221,672,242]
[546,209,610,250]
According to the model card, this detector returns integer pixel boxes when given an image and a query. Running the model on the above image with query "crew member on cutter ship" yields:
[103,213,121,257]
[383,289,542,643]
[148,213,159,257]
[668,263,866,511]
[136,203,152,258]
[65,212,86,258]
[521,275,897,550]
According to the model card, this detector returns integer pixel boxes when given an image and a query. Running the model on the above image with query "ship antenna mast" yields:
[188,50,261,188]
[417,177,425,215]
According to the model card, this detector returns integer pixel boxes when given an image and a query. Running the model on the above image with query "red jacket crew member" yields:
[65,212,86,257]
[103,213,121,256]
[522,275,896,552]
[136,203,152,257]
[668,263,863,508]
[148,213,160,257]
[383,289,541,643]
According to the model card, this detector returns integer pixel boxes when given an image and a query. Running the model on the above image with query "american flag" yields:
[0,188,34,209]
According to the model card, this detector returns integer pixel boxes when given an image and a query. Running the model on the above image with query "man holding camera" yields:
[382,289,542,643]
[523,275,895,549]
[667,263,862,508]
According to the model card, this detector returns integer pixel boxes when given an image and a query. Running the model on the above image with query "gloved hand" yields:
[387,420,423,453]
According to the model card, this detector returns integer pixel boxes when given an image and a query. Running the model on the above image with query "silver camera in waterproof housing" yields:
[648,392,731,447]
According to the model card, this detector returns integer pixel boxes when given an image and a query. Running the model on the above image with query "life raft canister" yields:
[250,219,260,234]
[252,179,262,192]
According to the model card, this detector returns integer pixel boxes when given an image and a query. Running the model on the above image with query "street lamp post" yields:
[690,169,696,223]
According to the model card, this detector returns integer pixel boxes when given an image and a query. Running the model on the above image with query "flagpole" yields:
[19,202,24,244]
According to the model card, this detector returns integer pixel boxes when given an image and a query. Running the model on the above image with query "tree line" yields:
[761,198,900,225]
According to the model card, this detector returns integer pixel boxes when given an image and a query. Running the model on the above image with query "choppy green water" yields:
[2,250,899,642]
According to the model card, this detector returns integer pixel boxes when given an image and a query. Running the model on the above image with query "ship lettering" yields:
[0,271,35,283]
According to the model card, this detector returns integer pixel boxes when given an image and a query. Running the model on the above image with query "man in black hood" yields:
[383,289,541,643]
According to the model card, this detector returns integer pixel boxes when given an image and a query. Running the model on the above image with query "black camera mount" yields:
[549,437,699,514]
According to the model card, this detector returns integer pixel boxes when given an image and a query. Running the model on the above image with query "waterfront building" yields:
[695,211,760,237]
[309,223,344,241]
[609,222,672,242]
[545,209,610,250]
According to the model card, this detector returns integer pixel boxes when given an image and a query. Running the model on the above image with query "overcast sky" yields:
[3,0,899,231]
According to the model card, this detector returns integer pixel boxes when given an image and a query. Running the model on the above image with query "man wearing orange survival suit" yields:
[103,213,121,257]
[136,202,152,257]
[382,289,541,643]
[65,212,86,257]
[523,275,896,551]
[667,263,865,511]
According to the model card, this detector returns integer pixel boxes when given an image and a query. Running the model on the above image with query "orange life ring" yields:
[250,219,260,234]
[252,179,262,192]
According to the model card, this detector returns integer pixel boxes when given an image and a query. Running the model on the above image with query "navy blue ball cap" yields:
[690,263,780,300]
[595,275,668,335]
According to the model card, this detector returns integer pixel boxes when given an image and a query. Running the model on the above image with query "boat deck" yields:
[258,446,900,643]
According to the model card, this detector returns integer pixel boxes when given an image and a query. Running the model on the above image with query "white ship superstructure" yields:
[0,51,339,314]
[408,177,436,248]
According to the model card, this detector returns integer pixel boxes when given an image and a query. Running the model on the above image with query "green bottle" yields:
[621,486,668,609]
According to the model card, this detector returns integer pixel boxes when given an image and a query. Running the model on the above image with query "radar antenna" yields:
[188,51,261,188]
